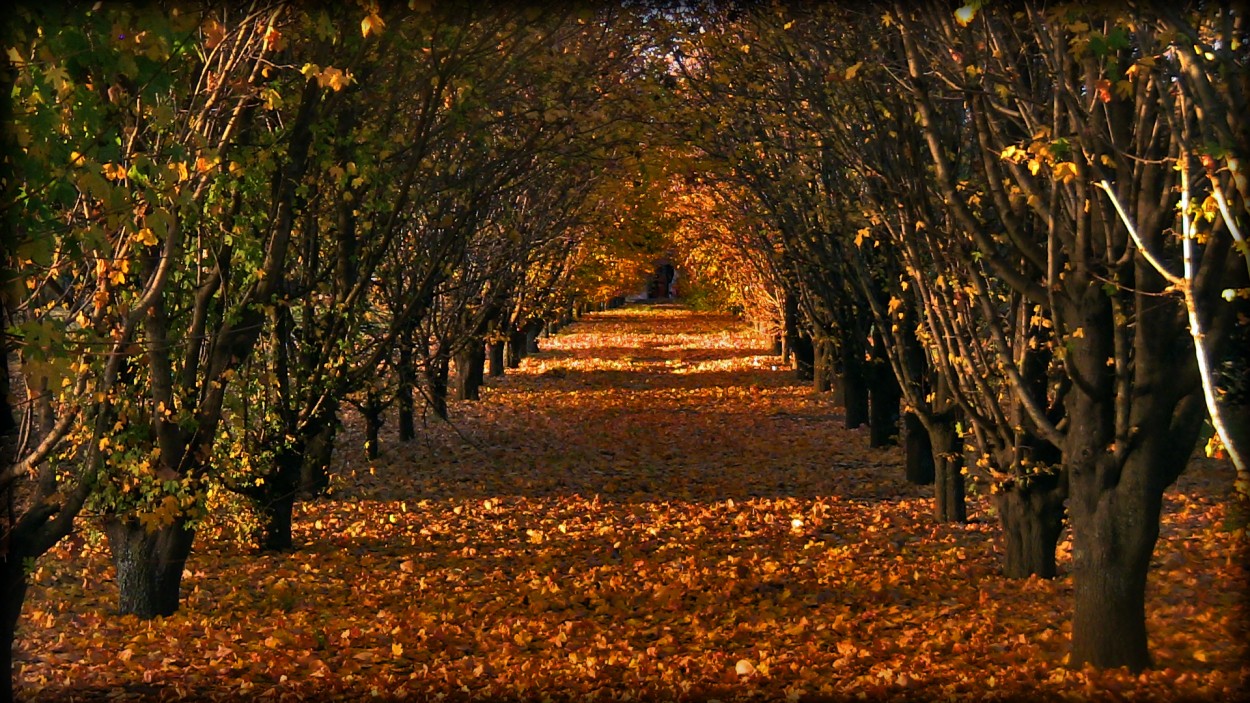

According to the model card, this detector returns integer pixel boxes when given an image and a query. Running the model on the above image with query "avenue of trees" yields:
[1,1,1246,699]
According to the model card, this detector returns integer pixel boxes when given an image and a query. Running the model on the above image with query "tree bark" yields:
[812,336,834,393]
[840,339,870,430]
[506,330,525,368]
[790,332,814,382]
[1068,455,1160,670]
[249,442,302,552]
[363,390,383,460]
[868,333,901,447]
[488,341,506,377]
[104,517,195,618]
[300,405,338,497]
[426,358,449,420]
[454,343,486,401]
[524,321,542,354]
[903,412,935,484]
[928,418,966,523]
[397,332,416,442]
[995,472,1066,578]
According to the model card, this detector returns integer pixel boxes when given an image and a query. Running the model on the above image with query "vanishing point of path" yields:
[17,305,1245,702]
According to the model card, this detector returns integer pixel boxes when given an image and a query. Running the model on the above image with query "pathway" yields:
[16,304,1244,702]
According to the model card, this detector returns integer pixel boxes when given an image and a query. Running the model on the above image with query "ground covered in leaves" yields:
[16,305,1249,701]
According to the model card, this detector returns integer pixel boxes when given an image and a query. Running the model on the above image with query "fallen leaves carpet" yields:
[16,304,1249,701]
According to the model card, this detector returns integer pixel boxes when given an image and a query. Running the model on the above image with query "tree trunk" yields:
[397,334,416,442]
[868,352,901,448]
[790,333,814,382]
[995,472,1066,578]
[363,391,383,461]
[488,341,506,377]
[782,292,799,366]
[841,339,870,430]
[300,405,338,497]
[454,343,486,401]
[928,419,966,523]
[2,554,27,703]
[771,334,783,356]
[524,321,542,354]
[104,517,196,618]
[426,359,449,420]
[250,442,302,552]
[1068,455,1160,670]
[812,336,834,393]
[506,330,525,368]
[903,412,935,485]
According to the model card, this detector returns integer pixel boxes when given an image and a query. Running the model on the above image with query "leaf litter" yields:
[16,305,1248,701]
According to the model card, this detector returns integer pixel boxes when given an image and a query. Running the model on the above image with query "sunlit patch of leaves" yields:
[16,307,1247,701]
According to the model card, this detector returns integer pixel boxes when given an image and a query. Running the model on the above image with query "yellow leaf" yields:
[135,228,158,247]
[361,13,385,38]
[1052,161,1078,184]
[391,642,404,657]
[263,26,284,52]
[844,61,863,80]
[203,19,225,49]
[954,5,977,26]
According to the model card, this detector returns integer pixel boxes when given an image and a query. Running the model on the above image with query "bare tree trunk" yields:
[995,472,1066,578]
[903,412,935,485]
[104,518,196,618]
[397,332,416,442]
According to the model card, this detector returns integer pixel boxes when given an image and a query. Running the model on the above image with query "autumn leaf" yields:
[361,13,385,38]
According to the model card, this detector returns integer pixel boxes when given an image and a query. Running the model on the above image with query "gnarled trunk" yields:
[995,471,1066,578]
[1068,454,1160,670]
[104,517,195,618]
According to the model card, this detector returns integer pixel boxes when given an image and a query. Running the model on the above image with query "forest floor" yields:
[15,304,1249,701]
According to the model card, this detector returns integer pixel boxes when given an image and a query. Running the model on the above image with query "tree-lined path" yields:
[16,306,1243,702]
